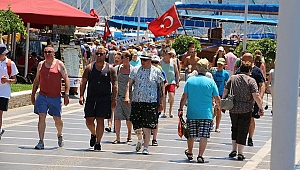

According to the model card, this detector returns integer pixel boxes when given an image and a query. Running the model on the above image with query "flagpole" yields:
[137,0,141,44]
[174,4,187,36]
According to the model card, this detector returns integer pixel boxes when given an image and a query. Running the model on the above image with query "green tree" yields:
[234,38,277,64]
[171,35,201,55]
[0,5,26,43]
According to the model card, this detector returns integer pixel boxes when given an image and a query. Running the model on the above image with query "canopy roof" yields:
[108,16,217,30]
[176,3,279,15]
[181,14,278,26]
[0,0,97,28]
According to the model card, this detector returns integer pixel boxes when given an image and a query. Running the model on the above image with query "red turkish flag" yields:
[103,19,111,41]
[148,5,181,37]
[90,9,99,23]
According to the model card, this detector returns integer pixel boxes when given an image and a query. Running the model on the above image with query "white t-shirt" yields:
[0,58,19,99]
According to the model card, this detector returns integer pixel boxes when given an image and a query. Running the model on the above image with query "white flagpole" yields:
[243,0,248,51]
[137,0,141,44]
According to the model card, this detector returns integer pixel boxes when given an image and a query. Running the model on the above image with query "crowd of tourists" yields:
[0,39,275,164]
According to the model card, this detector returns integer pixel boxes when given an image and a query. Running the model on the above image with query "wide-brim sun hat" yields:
[140,51,153,60]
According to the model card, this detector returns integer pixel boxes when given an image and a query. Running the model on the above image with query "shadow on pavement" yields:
[19,146,59,150]
[113,151,138,155]
[169,159,209,163]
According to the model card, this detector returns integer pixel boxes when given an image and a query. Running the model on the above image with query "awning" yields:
[176,3,279,15]
[181,14,278,26]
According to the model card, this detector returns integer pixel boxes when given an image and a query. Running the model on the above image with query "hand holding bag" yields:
[221,81,234,110]
[179,115,190,139]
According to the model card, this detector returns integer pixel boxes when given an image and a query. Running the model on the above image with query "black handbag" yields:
[179,115,190,139]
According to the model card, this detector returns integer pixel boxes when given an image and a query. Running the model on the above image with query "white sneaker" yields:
[142,148,149,155]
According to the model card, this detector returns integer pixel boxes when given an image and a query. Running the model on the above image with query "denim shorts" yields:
[34,94,62,117]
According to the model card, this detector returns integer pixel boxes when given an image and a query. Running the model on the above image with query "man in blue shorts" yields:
[31,45,70,149]
[178,58,220,163]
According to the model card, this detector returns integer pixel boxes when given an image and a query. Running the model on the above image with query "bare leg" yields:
[53,116,63,136]
[215,109,222,132]
[142,128,151,148]
[0,110,3,130]
[86,118,96,135]
[168,92,175,116]
[114,119,121,141]
[231,140,237,151]
[126,120,132,140]
[152,124,158,140]
[38,113,47,141]
[198,137,208,156]
[237,144,245,154]
[95,118,105,143]
[163,93,167,117]
[135,128,143,140]
[248,118,255,138]
[187,137,194,153]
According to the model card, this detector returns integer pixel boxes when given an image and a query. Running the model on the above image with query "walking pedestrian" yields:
[124,51,165,155]
[224,61,264,160]
[113,51,132,144]
[79,46,118,151]
[31,45,70,149]
[212,58,230,132]
[179,58,220,163]
[161,49,180,118]
[236,53,265,146]
[0,44,18,140]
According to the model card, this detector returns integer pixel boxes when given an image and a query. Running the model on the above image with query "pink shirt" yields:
[225,52,237,71]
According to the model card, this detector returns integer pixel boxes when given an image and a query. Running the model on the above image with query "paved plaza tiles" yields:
[1,81,300,170]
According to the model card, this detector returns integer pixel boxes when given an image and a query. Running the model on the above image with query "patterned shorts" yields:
[130,102,158,130]
[187,119,212,138]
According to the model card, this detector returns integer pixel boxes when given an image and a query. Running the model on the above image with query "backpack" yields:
[6,59,12,77]
[83,44,91,59]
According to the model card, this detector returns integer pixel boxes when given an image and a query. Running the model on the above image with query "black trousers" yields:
[229,112,252,145]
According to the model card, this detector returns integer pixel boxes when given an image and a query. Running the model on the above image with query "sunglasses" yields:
[96,52,104,56]
[141,59,150,62]
[151,61,159,64]
[44,51,53,54]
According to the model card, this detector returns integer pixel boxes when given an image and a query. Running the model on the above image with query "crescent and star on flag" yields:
[160,16,174,28]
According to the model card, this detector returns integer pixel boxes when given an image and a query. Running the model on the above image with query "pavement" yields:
[0,81,300,170]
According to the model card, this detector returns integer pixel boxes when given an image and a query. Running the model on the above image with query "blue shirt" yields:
[184,74,219,120]
[130,58,141,67]
[212,69,230,96]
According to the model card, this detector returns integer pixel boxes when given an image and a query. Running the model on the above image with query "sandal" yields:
[112,140,120,144]
[185,149,193,160]
[215,129,221,133]
[169,114,174,118]
[161,114,167,118]
[197,156,205,163]
[127,138,132,142]
[229,151,237,158]
[237,154,246,161]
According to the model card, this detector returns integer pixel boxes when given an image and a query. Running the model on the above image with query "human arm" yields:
[178,93,187,117]
[174,62,180,88]
[79,65,90,105]
[31,62,42,104]
[110,65,118,108]
[1,75,17,84]
[252,92,264,116]
[158,81,165,112]
[213,95,221,111]
[124,79,133,106]
[59,61,70,106]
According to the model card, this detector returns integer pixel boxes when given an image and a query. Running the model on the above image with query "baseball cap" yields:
[121,47,127,51]
[0,44,9,54]
[151,55,161,62]
[217,58,226,65]
[196,58,209,69]
[218,46,224,51]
